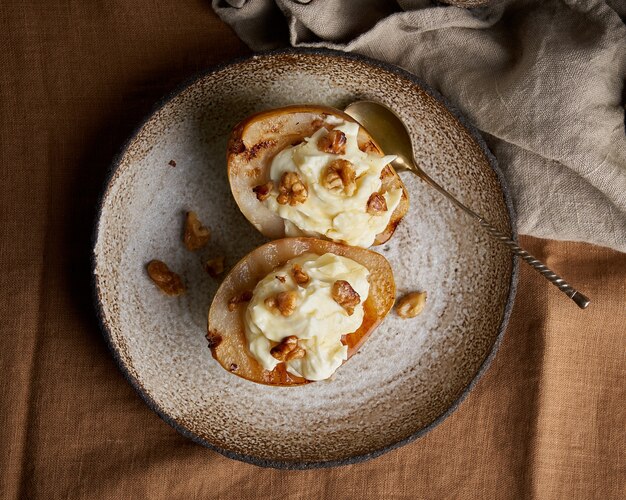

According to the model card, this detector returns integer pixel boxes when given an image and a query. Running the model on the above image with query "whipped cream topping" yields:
[244,252,370,381]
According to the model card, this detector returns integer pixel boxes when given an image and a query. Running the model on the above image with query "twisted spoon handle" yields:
[478,221,590,309]
[414,167,590,309]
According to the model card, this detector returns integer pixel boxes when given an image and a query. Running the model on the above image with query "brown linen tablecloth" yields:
[1,2,624,499]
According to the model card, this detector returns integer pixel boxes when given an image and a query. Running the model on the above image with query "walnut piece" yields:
[277,172,308,206]
[366,192,388,215]
[147,260,186,296]
[270,335,306,362]
[396,291,427,318]
[205,256,225,278]
[317,129,347,155]
[264,291,298,317]
[311,115,335,131]
[380,165,394,180]
[359,140,378,153]
[331,280,361,316]
[291,264,310,286]
[323,159,356,196]
[253,181,273,201]
[183,211,210,251]
[227,290,253,311]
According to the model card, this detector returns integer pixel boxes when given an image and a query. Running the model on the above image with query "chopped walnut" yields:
[270,335,306,362]
[147,260,186,296]
[359,140,378,153]
[205,256,225,278]
[323,159,356,196]
[311,115,336,130]
[396,291,427,318]
[276,172,308,206]
[183,211,210,251]
[380,165,394,180]
[291,264,310,286]
[311,118,324,130]
[227,290,253,311]
[331,280,361,316]
[366,192,388,215]
[264,291,298,317]
[317,129,347,155]
[253,181,273,201]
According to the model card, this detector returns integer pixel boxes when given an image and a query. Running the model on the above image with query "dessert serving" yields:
[227,105,409,248]
[206,105,418,385]
[207,237,395,386]
[146,107,427,387]
[93,50,517,466]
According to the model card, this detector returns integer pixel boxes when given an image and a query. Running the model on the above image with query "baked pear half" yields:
[207,238,395,386]
[227,105,409,248]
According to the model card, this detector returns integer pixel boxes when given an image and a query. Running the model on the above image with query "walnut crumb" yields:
[147,260,185,296]
[317,129,347,154]
[331,280,361,316]
[323,159,356,196]
[311,117,337,131]
[277,172,307,206]
[366,192,388,215]
[253,181,273,201]
[265,291,298,316]
[380,165,393,180]
[183,211,210,251]
[396,291,427,318]
[291,264,310,285]
[270,335,306,362]
[205,256,225,278]
[227,290,253,311]
[359,140,378,153]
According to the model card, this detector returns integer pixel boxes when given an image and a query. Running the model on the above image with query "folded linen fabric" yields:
[213,0,626,251]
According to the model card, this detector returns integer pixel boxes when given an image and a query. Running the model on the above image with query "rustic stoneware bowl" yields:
[93,49,517,468]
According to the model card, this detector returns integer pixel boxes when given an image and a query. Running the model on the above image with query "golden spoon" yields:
[345,100,590,309]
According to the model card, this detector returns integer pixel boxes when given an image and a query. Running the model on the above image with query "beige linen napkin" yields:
[213,0,626,252]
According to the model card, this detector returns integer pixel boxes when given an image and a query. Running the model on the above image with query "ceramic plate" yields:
[93,49,517,468]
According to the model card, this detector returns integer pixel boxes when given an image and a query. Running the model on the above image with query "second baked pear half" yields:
[227,105,409,248]
[207,237,396,386]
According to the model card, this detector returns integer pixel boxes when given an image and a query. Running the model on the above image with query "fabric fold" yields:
[213,0,626,251]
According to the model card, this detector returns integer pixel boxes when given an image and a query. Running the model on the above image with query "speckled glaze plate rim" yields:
[92,48,519,469]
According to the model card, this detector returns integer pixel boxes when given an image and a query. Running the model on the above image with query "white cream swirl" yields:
[244,252,370,381]
[263,120,402,248]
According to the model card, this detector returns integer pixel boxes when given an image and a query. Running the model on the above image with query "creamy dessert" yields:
[227,105,409,248]
[207,237,396,386]
[244,252,369,381]
[256,121,403,247]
